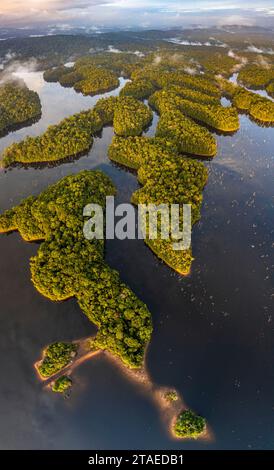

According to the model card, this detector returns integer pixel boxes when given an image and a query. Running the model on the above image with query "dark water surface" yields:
[0,72,273,450]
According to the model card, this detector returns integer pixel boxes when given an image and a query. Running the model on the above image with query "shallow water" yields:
[0,72,273,450]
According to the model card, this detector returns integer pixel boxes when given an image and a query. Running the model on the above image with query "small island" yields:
[37,342,77,378]
[35,334,208,441]
[173,410,206,439]
[0,79,41,136]
[164,390,179,402]
[44,59,119,96]
[52,376,72,394]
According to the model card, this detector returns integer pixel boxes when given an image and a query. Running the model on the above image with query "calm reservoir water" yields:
[0,71,273,449]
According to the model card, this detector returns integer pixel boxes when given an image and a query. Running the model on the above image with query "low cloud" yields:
[153,55,162,65]
[183,66,197,75]
[227,49,248,71]
[166,38,227,47]
[0,57,38,81]
[255,55,271,69]
[247,45,274,55]
[0,51,17,70]
[108,45,145,57]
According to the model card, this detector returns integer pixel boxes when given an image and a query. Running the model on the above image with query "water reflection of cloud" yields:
[13,70,45,93]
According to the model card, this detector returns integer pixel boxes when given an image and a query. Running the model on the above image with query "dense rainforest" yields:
[218,77,274,123]
[43,60,119,95]
[0,171,153,369]
[0,31,273,441]
[173,410,206,439]
[149,91,217,156]
[1,96,152,166]
[1,53,273,277]
[52,376,73,393]
[238,64,274,90]
[38,342,77,378]
[149,88,239,133]
[0,79,41,135]
[109,136,208,275]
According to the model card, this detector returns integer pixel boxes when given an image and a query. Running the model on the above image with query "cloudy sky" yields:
[0,1,274,29]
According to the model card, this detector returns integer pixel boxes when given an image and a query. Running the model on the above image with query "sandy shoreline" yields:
[34,336,213,441]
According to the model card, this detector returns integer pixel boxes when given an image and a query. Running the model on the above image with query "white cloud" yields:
[247,45,274,55]
[217,15,255,26]
[166,38,228,47]
[0,1,274,28]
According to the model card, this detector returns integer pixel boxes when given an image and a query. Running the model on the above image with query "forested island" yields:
[238,64,274,90]
[219,77,274,123]
[52,376,72,394]
[43,58,119,95]
[109,136,208,274]
[0,171,152,368]
[1,96,153,166]
[37,342,77,378]
[0,79,41,135]
[173,410,206,439]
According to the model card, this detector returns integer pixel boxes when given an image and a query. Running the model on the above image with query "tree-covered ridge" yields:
[218,78,274,124]
[43,65,73,83]
[0,171,152,368]
[248,96,274,123]
[0,29,270,76]
[184,49,237,77]
[1,108,102,166]
[109,136,208,274]
[173,409,206,439]
[0,80,41,135]
[266,81,274,98]
[73,53,142,78]
[157,71,221,98]
[1,95,153,166]
[165,84,220,106]
[119,79,156,99]
[109,135,179,170]
[93,96,118,124]
[113,97,153,136]
[149,91,216,157]
[156,107,216,157]
[44,60,119,96]
[74,67,119,96]
[150,88,239,133]
[131,67,221,97]
[140,48,238,77]
[238,64,274,90]
[176,96,239,133]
